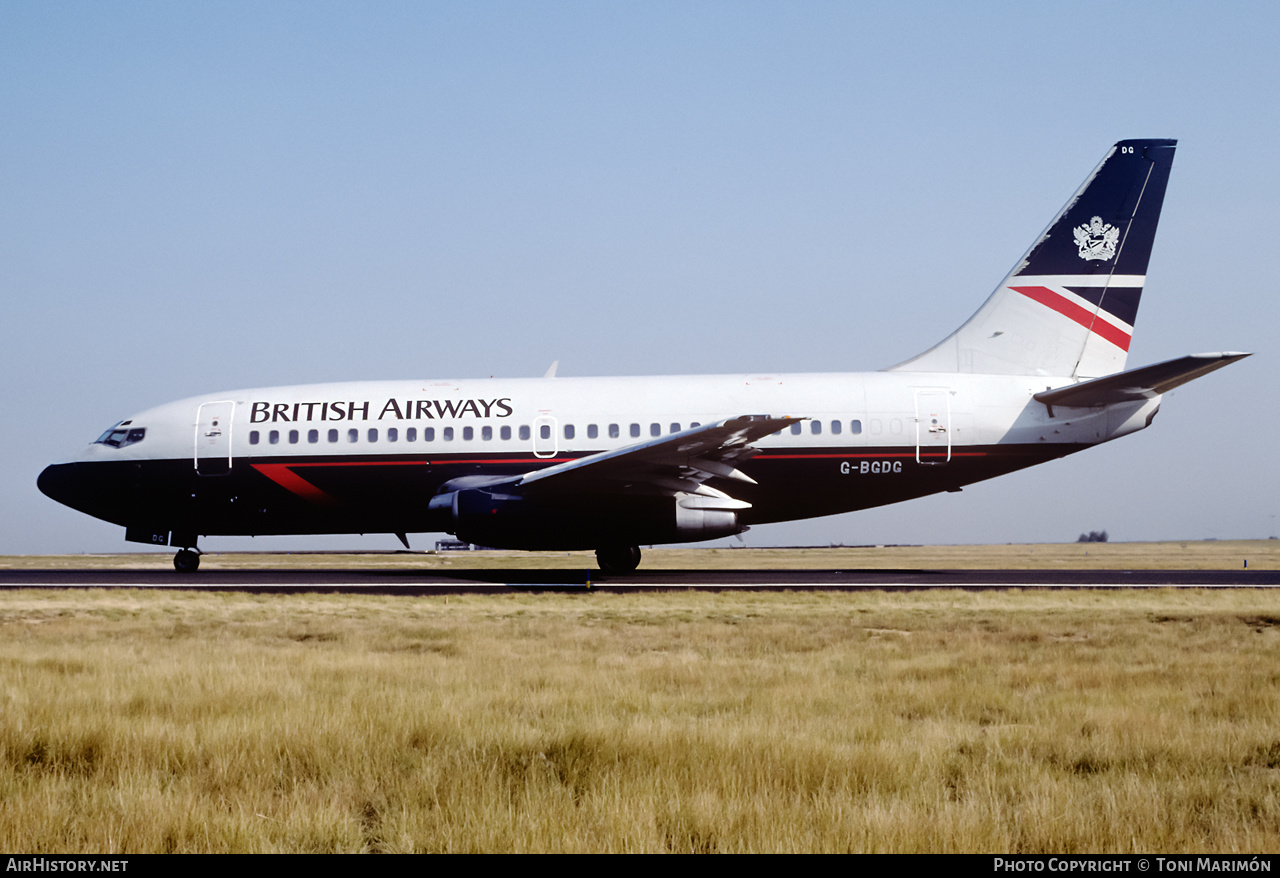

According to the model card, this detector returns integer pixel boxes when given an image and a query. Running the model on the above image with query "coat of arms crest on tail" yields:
[1073,215,1119,261]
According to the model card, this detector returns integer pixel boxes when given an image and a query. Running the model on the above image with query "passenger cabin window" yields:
[564,424,575,440]
[609,424,619,439]
[830,420,841,435]
[424,427,435,441]
[790,423,802,436]
[347,429,358,443]
[328,429,339,443]
[670,423,680,433]
[851,420,863,434]
[249,431,259,445]
[387,428,398,442]
[482,426,493,441]
[588,424,598,439]
[630,423,640,438]
[308,429,319,443]
[368,428,378,443]
[519,425,531,441]
[501,426,511,440]
[463,427,473,441]
[269,430,280,445]
[811,421,822,435]
[289,429,299,444]
[443,427,454,441]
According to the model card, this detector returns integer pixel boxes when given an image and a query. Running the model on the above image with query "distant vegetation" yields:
[1077,530,1109,543]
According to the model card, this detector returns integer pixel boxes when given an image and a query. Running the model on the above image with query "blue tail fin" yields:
[890,139,1177,378]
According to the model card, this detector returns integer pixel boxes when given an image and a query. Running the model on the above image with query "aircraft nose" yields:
[39,460,138,525]
[38,462,85,511]
[39,460,129,520]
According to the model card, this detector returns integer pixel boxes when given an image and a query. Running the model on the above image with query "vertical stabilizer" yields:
[889,139,1176,378]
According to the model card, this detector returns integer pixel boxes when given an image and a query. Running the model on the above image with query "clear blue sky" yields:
[4,1,1276,553]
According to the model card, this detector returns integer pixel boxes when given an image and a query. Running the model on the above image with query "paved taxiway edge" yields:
[2,568,1279,592]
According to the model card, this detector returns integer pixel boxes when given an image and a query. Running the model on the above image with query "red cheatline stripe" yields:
[250,458,574,504]
[252,450,997,504]
[251,464,338,505]
[757,452,986,460]
[275,458,563,467]
[1010,285,1131,352]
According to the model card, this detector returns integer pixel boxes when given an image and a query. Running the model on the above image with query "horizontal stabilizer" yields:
[1034,352,1250,408]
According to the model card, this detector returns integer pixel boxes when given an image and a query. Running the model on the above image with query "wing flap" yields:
[517,415,800,498]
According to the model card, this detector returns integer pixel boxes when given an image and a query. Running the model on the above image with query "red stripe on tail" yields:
[1010,286,1131,352]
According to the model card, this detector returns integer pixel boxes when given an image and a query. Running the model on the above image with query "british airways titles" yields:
[249,397,515,424]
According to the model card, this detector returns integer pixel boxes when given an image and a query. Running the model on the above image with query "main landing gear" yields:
[595,545,641,574]
[173,548,201,572]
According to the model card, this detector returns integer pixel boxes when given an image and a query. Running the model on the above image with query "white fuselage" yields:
[41,369,1158,553]
[112,370,1148,466]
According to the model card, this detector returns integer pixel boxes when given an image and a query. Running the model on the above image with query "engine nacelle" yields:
[426,480,744,550]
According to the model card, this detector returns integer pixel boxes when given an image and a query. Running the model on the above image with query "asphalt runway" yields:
[2,567,1277,594]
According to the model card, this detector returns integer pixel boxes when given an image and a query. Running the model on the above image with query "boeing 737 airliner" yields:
[39,139,1247,572]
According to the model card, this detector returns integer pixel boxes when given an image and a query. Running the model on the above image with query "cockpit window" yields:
[94,422,146,448]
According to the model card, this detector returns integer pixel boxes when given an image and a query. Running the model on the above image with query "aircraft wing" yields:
[517,415,801,505]
[1034,352,1251,409]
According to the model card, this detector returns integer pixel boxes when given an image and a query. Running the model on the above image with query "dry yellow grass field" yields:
[2,584,1279,852]
[5,539,1279,571]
